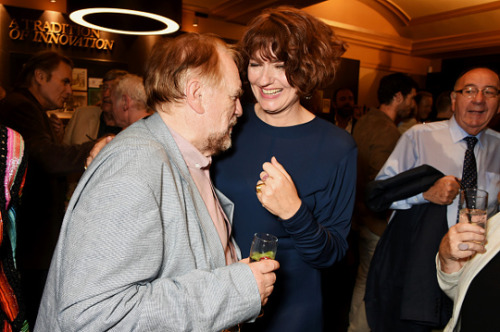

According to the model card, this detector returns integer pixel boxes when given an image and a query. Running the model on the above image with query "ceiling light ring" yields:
[69,7,180,35]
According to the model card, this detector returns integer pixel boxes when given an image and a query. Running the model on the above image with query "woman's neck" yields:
[254,103,315,127]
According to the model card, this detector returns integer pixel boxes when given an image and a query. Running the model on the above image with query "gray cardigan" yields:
[35,112,261,331]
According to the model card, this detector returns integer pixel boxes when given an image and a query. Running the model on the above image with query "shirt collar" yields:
[449,115,484,148]
[168,126,211,171]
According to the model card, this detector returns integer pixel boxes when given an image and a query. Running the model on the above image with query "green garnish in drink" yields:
[250,251,276,262]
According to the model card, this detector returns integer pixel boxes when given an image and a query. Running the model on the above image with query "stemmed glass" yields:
[249,232,278,318]
[249,233,278,262]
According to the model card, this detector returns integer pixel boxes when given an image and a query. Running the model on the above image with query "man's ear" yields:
[122,94,130,111]
[186,79,204,115]
[393,91,403,104]
[34,69,46,84]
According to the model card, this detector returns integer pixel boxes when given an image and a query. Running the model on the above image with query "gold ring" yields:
[256,183,265,193]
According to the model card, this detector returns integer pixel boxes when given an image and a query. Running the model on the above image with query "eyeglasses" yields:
[454,86,499,99]
[101,84,112,91]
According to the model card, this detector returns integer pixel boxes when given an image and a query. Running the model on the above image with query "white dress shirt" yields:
[376,115,500,228]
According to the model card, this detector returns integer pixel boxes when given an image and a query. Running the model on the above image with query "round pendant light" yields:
[67,0,181,35]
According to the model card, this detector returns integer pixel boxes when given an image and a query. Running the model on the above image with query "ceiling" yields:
[182,0,500,58]
[183,0,324,24]
[6,0,500,58]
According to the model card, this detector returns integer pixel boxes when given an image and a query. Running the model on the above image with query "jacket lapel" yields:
[143,113,227,267]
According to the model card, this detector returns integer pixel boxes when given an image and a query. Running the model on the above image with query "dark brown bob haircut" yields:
[239,6,346,98]
[144,33,240,111]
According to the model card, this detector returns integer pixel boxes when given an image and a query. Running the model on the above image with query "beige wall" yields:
[303,0,436,108]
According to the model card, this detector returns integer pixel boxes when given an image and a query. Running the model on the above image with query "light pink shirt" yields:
[170,127,236,264]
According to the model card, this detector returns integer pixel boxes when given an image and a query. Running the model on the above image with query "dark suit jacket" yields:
[364,165,453,331]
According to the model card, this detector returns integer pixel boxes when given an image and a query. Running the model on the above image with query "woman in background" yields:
[213,6,357,331]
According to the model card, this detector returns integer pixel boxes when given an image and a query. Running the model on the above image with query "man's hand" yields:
[438,222,486,274]
[423,175,460,205]
[241,258,279,307]
[85,135,114,169]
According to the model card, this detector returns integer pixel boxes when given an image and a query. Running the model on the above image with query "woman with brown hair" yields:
[213,6,357,331]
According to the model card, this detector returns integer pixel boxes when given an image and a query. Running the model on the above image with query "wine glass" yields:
[249,233,278,318]
[249,233,278,262]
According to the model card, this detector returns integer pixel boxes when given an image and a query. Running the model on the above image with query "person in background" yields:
[415,90,433,122]
[63,69,128,145]
[333,87,357,134]
[0,126,29,331]
[0,51,96,326]
[109,74,152,129]
[213,6,357,331]
[398,90,432,133]
[35,33,279,332]
[434,90,453,121]
[366,67,500,331]
[349,72,417,332]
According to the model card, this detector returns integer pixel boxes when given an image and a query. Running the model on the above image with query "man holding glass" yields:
[35,33,279,332]
[365,67,500,331]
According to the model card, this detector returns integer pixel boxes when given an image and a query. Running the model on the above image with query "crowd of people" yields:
[0,5,497,332]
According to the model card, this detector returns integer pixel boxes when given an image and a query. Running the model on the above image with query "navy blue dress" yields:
[213,104,357,331]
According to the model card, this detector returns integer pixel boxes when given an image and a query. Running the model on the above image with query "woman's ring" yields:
[458,243,469,251]
[256,183,265,194]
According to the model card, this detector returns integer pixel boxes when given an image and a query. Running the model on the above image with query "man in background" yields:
[333,87,357,134]
[63,69,128,145]
[349,72,417,332]
[366,67,500,331]
[0,51,96,326]
[434,90,453,121]
[110,74,152,128]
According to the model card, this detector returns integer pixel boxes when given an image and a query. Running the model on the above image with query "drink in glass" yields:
[459,208,487,228]
[459,188,488,243]
[249,233,278,262]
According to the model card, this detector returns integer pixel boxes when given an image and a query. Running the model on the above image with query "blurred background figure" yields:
[333,87,357,134]
[415,90,433,122]
[349,72,417,332]
[0,51,95,326]
[109,74,152,129]
[63,69,129,145]
[397,90,432,134]
[434,90,453,122]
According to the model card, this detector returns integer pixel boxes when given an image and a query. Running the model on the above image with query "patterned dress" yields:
[0,126,28,332]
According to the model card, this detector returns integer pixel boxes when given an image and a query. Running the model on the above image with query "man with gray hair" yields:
[35,33,279,331]
[63,69,128,144]
[110,74,152,128]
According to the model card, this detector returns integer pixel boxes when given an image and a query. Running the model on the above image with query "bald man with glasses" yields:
[365,67,500,332]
